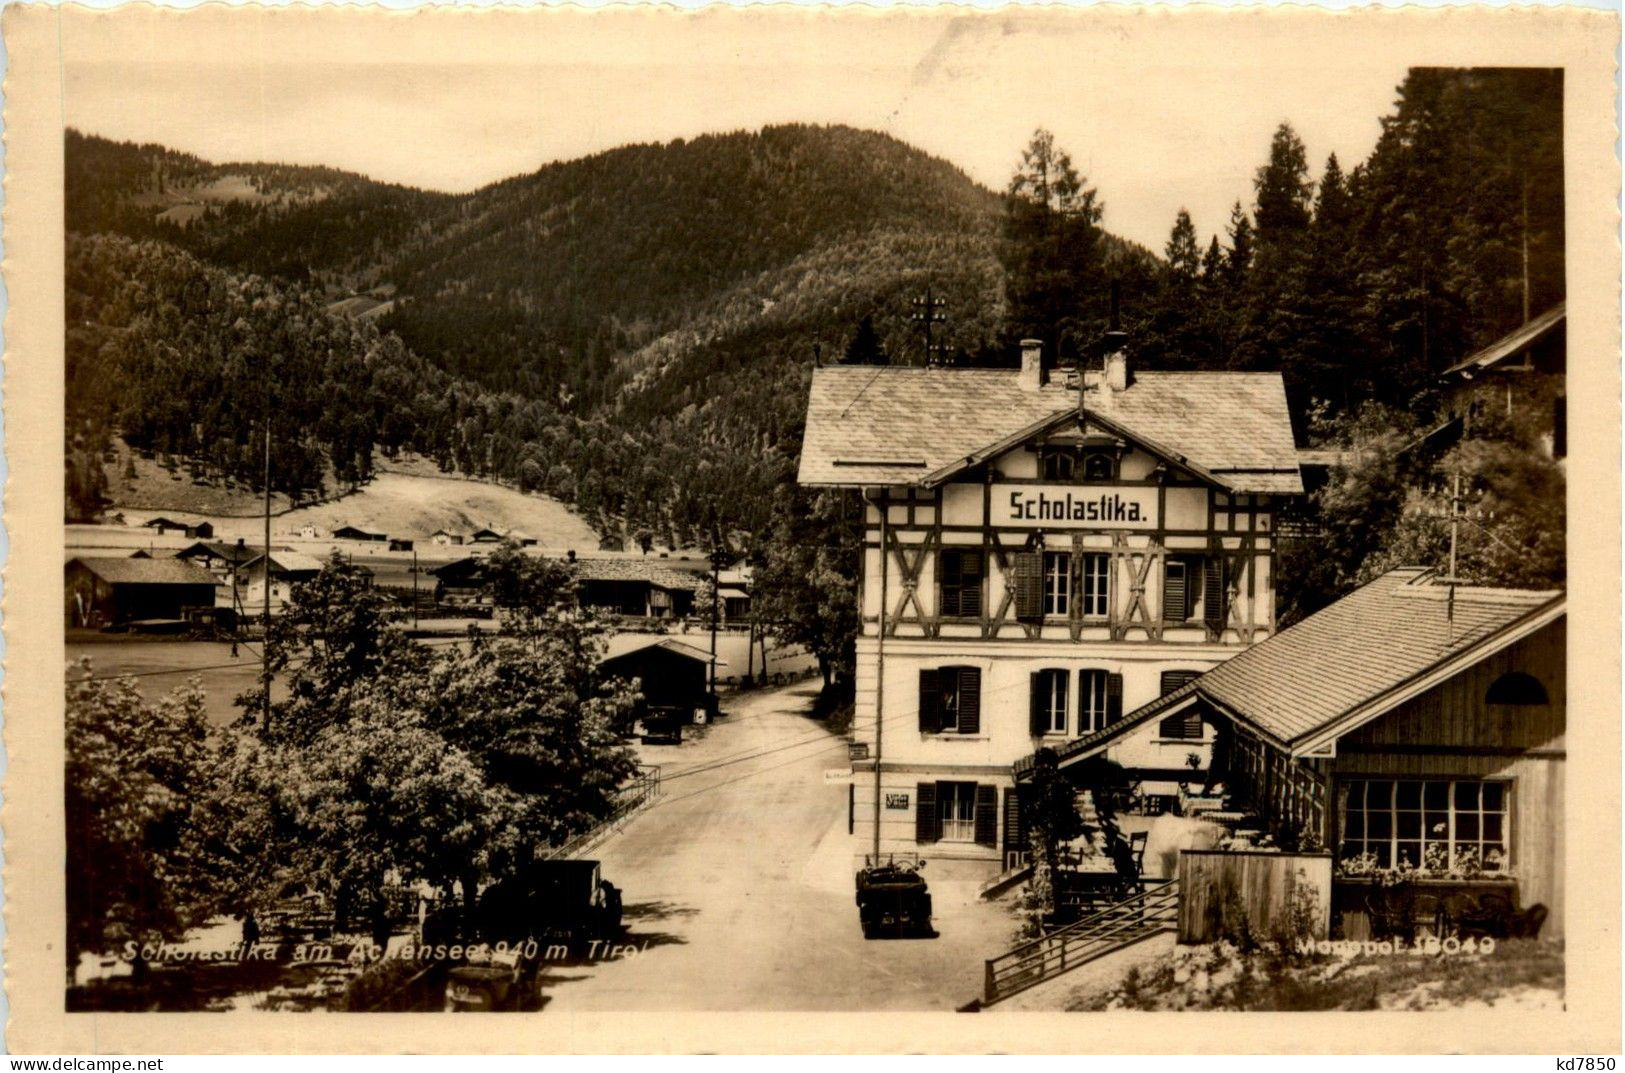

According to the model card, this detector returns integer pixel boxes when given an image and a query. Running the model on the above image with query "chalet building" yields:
[176,540,270,610]
[66,556,220,628]
[233,551,325,615]
[469,527,506,544]
[573,559,701,619]
[430,529,464,547]
[430,556,493,607]
[1034,568,1565,937]
[797,339,1302,873]
[1440,302,1566,459]
[717,566,753,622]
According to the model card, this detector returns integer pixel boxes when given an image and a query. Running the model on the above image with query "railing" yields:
[540,764,662,861]
[982,879,1180,1006]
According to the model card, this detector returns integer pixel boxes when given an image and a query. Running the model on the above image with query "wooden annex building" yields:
[1037,567,1566,937]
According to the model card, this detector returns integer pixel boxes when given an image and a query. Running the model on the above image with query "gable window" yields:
[1030,669,1070,735]
[1078,670,1123,734]
[1485,672,1549,706]
[1339,778,1509,873]
[1157,670,1204,739]
[1083,452,1116,481]
[939,548,984,618]
[1041,451,1076,481]
[1043,552,1070,616]
[919,666,981,735]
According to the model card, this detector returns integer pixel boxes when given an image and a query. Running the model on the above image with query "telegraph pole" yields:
[911,289,947,366]
[708,540,729,696]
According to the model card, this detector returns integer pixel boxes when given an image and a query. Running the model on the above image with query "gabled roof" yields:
[240,551,327,575]
[1198,568,1564,753]
[1017,679,1204,777]
[175,541,267,564]
[797,366,1301,494]
[69,557,221,587]
[599,635,723,665]
[1441,302,1565,378]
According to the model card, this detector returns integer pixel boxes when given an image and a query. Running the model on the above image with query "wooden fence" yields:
[1176,850,1331,944]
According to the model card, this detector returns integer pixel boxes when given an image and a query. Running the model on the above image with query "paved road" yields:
[538,683,1019,1011]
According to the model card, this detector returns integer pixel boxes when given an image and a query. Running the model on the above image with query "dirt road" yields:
[538,683,1019,1011]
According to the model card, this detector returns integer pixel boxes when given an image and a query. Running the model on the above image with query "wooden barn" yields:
[598,636,720,722]
[66,556,221,628]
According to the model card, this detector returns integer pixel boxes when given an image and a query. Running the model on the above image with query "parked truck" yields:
[440,859,624,1011]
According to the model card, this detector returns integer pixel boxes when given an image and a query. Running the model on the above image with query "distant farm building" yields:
[389,538,415,552]
[66,556,220,629]
[469,527,505,544]
[717,566,753,622]
[430,529,464,547]
[143,517,214,539]
[332,525,387,542]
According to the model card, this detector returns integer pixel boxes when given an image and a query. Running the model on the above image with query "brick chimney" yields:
[1102,281,1131,392]
[1019,338,1045,391]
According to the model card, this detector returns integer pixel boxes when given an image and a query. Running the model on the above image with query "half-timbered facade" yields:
[798,341,1302,873]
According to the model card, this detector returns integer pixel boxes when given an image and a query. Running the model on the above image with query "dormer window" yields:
[1041,451,1076,481]
[1083,452,1116,481]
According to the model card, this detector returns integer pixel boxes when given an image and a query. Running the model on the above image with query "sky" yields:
[58,7,1412,252]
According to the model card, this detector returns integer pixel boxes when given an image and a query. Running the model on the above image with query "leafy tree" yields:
[1016,748,1086,925]
[67,662,218,972]
[754,487,860,690]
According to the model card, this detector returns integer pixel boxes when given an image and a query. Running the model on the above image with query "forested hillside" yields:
[66,70,1565,600]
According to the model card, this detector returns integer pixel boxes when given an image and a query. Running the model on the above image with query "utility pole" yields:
[911,289,947,366]
[708,541,729,696]
[873,505,887,863]
[412,545,420,631]
[262,407,272,732]
[1446,473,1461,644]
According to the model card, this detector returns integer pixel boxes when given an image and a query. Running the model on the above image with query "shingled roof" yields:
[571,558,704,592]
[69,557,221,587]
[1198,568,1562,752]
[797,366,1301,493]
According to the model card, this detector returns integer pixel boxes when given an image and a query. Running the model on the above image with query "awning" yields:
[1133,780,1185,797]
[718,587,749,600]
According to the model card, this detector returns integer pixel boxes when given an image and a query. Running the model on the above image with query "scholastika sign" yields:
[991,484,1159,530]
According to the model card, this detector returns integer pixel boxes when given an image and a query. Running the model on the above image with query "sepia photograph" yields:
[3,1,1619,1055]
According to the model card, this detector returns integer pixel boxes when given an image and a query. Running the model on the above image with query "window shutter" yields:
[1159,709,1204,739]
[1203,556,1225,631]
[918,669,941,734]
[1012,552,1044,621]
[1163,560,1187,621]
[1003,788,1027,851]
[1106,672,1124,724]
[1029,672,1046,736]
[957,667,981,734]
[974,785,998,846]
[961,550,984,618]
[915,782,939,843]
[1160,670,1200,695]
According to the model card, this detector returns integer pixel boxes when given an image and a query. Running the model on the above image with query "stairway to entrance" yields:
[980,879,1180,1006]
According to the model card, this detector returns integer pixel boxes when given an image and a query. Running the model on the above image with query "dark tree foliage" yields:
[842,314,887,365]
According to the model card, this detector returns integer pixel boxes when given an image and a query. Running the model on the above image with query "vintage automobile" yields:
[855,858,935,939]
[441,859,624,1012]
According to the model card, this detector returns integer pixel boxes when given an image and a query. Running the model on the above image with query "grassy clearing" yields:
[1078,937,1563,1012]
